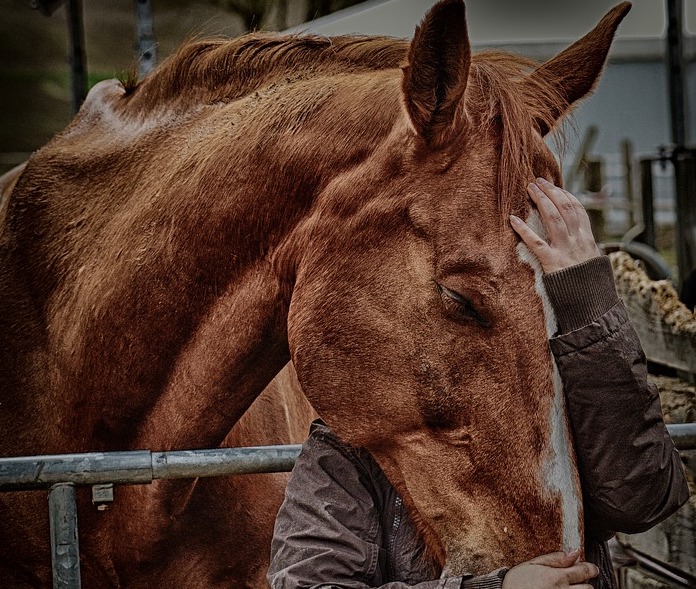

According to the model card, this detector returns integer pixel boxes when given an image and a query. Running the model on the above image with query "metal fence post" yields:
[49,483,81,589]
[134,0,157,77]
[66,0,87,113]
[638,158,656,249]
[673,149,696,296]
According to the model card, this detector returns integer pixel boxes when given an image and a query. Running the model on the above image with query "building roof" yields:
[287,0,696,61]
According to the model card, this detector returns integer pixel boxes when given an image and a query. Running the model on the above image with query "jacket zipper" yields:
[388,495,403,580]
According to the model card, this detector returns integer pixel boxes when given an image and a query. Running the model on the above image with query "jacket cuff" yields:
[460,568,507,589]
[542,256,619,334]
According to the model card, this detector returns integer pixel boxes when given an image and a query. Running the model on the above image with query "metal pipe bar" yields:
[672,150,696,296]
[1,426,695,492]
[638,158,656,249]
[151,445,302,480]
[0,445,303,490]
[667,423,696,451]
[0,450,153,491]
[619,545,696,588]
[49,483,81,589]
[666,0,687,149]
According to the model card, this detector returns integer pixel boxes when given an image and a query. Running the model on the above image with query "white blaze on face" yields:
[516,209,583,552]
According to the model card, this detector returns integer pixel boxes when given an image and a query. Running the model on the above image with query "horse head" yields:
[283,0,631,574]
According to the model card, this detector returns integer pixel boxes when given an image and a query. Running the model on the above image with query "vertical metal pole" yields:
[666,0,687,149]
[134,0,157,78]
[639,158,656,249]
[673,151,696,290]
[49,483,81,589]
[622,139,635,228]
[66,0,88,113]
[666,0,695,300]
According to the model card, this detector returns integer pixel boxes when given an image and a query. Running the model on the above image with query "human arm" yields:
[511,179,690,538]
[545,256,689,536]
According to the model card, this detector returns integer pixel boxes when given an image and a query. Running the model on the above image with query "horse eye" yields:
[435,282,491,328]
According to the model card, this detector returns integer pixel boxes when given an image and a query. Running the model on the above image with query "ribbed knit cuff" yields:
[542,255,619,334]
[460,568,507,589]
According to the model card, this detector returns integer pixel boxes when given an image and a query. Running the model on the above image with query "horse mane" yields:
[122,33,409,110]
[121,34,569,217]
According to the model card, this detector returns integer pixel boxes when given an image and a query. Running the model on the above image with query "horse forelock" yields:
[466,52,570,220]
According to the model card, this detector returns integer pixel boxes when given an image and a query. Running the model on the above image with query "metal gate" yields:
[1,424,695,589]
[0,444,301,589]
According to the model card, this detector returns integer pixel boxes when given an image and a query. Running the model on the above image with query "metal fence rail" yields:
[0,445,301,589]
[0,444,302,491]
[0,425,694,589]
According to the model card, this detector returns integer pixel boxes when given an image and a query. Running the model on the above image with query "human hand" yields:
[502,550,599,589]
[509,178,601,274]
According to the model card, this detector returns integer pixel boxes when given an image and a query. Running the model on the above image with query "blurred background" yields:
[0,0,364,164]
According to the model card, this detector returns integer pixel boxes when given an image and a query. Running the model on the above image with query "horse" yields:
[0,0,630,586]
[0,162,27,215]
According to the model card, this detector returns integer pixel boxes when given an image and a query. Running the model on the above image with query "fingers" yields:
[528,178,596,237]
[511,178,601,274]
[502,552,599,589]
[529,178,579,223]
[565,561,600,585]
[527,179,570,238]
[527,551,598,584]
[509,214,552,266]
[530,550,580,568]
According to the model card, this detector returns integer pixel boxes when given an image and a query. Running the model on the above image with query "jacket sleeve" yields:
[543,256,690,538]
[268,424,505,589]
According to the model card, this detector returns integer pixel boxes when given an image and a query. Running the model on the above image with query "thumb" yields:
[531,550,581,568]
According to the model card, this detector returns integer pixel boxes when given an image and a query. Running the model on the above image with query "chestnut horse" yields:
[0,1,630,587]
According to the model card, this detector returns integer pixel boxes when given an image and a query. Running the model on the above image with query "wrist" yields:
[542,256,619,333]
[461,568,508,589]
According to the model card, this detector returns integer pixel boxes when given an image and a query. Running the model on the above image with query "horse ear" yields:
[530,2,631,135]
[402,0,471,145]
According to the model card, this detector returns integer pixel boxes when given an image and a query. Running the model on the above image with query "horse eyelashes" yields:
[434,282,491,328]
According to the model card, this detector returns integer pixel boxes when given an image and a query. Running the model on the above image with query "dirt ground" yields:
[652,373,696,425]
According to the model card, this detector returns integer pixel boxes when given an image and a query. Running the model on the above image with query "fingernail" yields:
[509,214,522,225]
[565,548,581,557]
[528,182,539,191]
[536,177,548,185]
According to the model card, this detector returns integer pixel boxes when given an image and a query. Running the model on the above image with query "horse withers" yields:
[0,1,630,586]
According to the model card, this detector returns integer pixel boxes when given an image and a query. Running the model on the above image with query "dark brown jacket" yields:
[268,256,689,589]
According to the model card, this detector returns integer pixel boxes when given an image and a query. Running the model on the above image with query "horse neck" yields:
[3,73,399,454]
[129,79,400,451]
